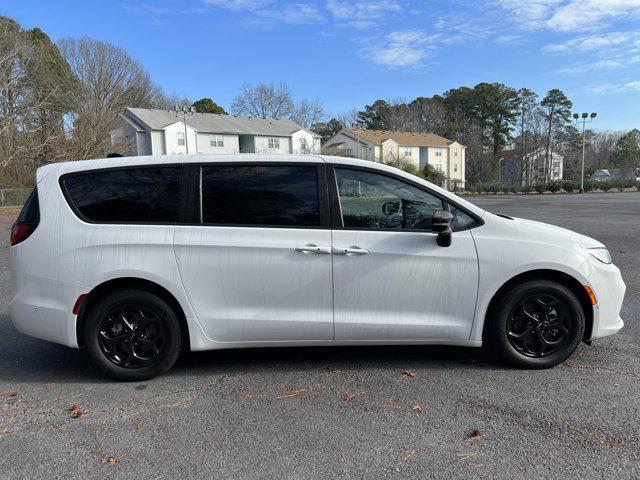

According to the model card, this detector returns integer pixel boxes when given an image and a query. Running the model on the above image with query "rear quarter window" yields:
[62,167,182,223]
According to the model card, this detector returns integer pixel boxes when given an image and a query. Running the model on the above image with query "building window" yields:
[435,148,442,157]
[435,164,443,172]
[268,137,280,149]
[454,163,458,172]
[453,149,458,157]
[387,147,394,157]
[210,135,224,147]
[177,132,185,146]
[345,148,354,157]
[403,147,412,157]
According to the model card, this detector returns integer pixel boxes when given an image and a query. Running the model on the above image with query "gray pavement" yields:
[1,192,639,479]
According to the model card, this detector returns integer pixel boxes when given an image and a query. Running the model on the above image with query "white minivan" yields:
[10,154,625,380]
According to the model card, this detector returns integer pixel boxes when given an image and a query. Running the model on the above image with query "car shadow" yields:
[0,314,504,384]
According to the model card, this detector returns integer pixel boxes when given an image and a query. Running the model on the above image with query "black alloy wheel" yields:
[489,279,585,369]
[98,305,166,368]
[506,294,572,358]
[85,290,182,381]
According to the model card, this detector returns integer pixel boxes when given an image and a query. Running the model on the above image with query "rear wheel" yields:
[84,290,182,381]
[489,280,585,368]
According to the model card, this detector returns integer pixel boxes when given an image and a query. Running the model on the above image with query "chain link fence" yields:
[0,188,33,208]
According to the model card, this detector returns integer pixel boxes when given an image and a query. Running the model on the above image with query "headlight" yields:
[587,247,612,264]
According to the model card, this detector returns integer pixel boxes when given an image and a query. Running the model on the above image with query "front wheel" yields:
[489,280,585,368]
[84,290,182,381]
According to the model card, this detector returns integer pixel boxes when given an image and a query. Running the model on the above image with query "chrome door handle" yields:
[333,246,369,256]
[295,244,332,254]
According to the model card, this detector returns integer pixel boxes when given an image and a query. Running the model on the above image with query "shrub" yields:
[521,184,533,194]
[599,181,612,192]
[637,181,640,192]
[562,180,577,193]
[383,156,422,178]
[421,164,447,187]
[547,180,561,193]
[534,183,545,194]
[510,185,522,194]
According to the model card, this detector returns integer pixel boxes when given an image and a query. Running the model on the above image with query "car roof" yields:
[37,153,485,218]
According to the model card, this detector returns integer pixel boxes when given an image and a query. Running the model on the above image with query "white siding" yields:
[164,122,198,155]
[195,133,240,154]
[255,135,291,154]
[291,130,321,154]
[151,130,165,155]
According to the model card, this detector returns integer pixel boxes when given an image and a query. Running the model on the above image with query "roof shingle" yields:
[344,128,457,147]
[125,107,318,137]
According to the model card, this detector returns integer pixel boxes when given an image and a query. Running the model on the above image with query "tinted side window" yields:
[17,188,39,224]
[335,168,443,230]
[64,167,182,223]
[451,206,477,230]
[201,165,320,227]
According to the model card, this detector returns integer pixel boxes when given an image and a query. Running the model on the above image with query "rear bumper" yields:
[10,297,79,348]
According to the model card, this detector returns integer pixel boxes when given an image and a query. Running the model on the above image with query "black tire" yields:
[489,280,585,369]
[84,290,182,381]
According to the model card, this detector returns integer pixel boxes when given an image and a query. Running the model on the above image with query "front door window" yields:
[335,168,443,231]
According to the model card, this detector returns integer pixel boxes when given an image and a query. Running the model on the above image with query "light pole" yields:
[573,112,597,193]
[175,105,195,153]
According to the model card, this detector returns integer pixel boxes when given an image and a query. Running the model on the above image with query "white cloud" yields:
[326,0,402,28]
[543,32,639,54]
[201,0,273,11]
[259,3,324,24]
[494,0,563,29]
[591,80,640,94]
[495,0,640,32]
[360,29,439,68]
[548,0,640,32]
[495,34,525,45]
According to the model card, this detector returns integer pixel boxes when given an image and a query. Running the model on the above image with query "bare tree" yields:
[231,82,295,119]
[58,37,160,159]
[290,98,325,129]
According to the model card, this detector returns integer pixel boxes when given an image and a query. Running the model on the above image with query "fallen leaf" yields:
[7,390,19,397]
[469,428,483,440]
[0,428,11,436]
[457,452,477,460]
[135,420,142,432]
[403,370,417,378]
[327,367,343,373]
[163,397,193,408]
[411,405,423,413]
[106,457,117,466]
[70,405,84,419]
[404,448,421,461]
[343,394,355,402]
[276,389,306,400]
[471,395,485,406]
[239,392,265,399]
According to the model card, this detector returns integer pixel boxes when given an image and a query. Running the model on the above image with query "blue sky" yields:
[3,0,639,130]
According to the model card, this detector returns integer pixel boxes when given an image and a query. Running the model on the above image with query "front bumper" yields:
[586,260,626,341]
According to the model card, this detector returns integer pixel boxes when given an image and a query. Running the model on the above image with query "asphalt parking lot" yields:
[1,192,639,479]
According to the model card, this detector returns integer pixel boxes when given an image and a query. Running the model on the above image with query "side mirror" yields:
[381,201,400,216]
[432,210,453,247]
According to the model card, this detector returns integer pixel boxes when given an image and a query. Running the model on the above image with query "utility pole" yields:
[573,112,597,193]
[175,105,195,153]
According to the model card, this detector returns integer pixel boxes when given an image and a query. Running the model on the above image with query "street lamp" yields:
[573,112,597,193]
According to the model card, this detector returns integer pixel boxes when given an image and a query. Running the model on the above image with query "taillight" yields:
[10,223,36,246]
